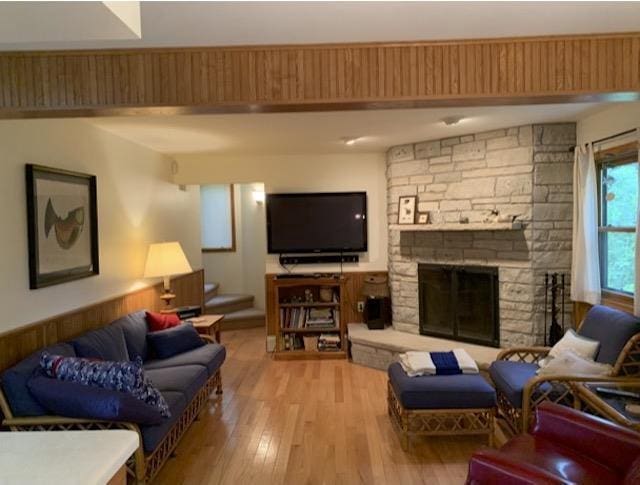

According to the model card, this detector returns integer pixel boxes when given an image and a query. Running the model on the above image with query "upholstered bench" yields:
[387,362,497,450]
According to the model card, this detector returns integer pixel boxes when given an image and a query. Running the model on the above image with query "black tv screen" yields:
[266,192,367,254]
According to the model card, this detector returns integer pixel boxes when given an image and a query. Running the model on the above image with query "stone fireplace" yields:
[387,123,575,347]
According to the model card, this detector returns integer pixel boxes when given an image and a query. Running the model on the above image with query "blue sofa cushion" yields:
[388,362,496,410]
[144,343,226,376]
[72,325,130,362]
[27,375,164,425]
[145,365,208,403]
[146,324,204,360]
[140,391,187,452]
[0,342,76,417]
[112,310,149,361]
[40,353,170,418]
[489,360,539,408]
[579,305,640,365]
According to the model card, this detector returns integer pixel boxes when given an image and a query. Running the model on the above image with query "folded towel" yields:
[398,348,479,377]
[453,349,479,374]
[399,356,421,377]
[399,351,435,377]
[430,351,461,375]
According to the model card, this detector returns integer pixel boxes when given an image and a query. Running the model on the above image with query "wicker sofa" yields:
[0,310,225,484]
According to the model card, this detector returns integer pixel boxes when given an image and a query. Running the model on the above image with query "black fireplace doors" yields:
[418,264,500,347]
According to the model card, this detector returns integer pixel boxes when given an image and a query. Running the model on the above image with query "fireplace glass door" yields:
[418,264,499,347]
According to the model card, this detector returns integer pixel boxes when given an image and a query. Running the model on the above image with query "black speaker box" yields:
[363,296,391,330]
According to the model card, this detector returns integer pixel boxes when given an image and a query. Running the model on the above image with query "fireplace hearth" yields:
[418,264,500,348]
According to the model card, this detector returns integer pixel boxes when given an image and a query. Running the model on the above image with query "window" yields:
[596,143,638,295]
[200,184,236,252]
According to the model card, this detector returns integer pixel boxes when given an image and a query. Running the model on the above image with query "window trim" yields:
[601,289,635,314]
[595,141,638,299]
[202,184,237,253]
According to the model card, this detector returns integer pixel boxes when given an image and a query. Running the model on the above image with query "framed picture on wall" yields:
[398,196,417,224]
[26,164,99,289]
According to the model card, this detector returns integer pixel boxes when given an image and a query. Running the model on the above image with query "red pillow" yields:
[145,311,181,332]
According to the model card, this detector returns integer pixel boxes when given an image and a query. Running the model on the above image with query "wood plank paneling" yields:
[0,270,204,373]
[265,271,388,336]
[1,33,639,118]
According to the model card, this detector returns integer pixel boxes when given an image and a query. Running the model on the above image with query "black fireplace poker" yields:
[544,272,566,346]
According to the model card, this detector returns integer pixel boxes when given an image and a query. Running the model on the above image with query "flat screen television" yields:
[266,192,367,254]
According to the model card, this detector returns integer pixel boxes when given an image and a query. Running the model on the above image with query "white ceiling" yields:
[0,2,141,45]
[87,102,609,156]
[1,2,639,51]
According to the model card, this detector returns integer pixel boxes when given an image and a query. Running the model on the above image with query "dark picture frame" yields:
[26,164,99,289]
[397,195,417,224]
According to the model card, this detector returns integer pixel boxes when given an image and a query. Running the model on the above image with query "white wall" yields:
[174,153,388,275]
[0,118,201,333]
[200,182,267,309]
[240,183,267,309]
[577,102,640,144]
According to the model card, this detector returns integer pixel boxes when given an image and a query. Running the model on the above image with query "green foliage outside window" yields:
[600,162,638,294]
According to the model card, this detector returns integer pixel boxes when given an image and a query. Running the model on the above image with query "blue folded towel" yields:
[430,351,462,375]
[399,349,478,377]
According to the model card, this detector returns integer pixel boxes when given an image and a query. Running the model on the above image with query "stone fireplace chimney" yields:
[387,124,575,347]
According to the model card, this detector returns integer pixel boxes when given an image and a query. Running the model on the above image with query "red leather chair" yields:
[466,402,640,484]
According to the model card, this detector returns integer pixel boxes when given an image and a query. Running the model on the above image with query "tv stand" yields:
[279,254,359,265]
[271,275,347,360]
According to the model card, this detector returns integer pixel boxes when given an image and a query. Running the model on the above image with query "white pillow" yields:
[537,349,613,377]
[548,329,599,361]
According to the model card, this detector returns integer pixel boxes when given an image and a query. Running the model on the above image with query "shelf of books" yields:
[273,277,347,360]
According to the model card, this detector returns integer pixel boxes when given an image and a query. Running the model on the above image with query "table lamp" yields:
[144,241,192,312]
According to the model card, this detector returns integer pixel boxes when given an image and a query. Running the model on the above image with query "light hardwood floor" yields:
[154,328,489,485]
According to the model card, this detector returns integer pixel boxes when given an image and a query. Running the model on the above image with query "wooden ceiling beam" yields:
[1,32,639,119]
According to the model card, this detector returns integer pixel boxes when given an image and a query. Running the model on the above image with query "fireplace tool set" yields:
[544,273,566,346]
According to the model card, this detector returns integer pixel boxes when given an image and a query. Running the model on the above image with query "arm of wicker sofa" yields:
[200,334,216,344]
[496,346,551,364]
[521,374,635,430]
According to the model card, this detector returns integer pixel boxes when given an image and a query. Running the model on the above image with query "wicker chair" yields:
[490,305,640,433]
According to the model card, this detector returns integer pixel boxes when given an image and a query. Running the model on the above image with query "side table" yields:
[188,314,224,344]
[0,429,138,485]
[571,381,640,432]
[187,314,224,395]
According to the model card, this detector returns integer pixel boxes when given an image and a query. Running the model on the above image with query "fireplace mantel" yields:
[389,222,523,232]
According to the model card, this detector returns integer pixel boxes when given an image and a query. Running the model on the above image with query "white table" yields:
[0,430,138,485]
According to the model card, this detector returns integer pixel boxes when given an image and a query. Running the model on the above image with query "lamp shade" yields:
[143,242,192,278]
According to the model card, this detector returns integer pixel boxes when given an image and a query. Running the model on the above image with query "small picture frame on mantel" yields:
[417,213,429,224]
[398,196,417,224]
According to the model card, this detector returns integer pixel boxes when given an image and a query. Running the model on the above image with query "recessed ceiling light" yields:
[342,136,360,146]
[441,116,465,126]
